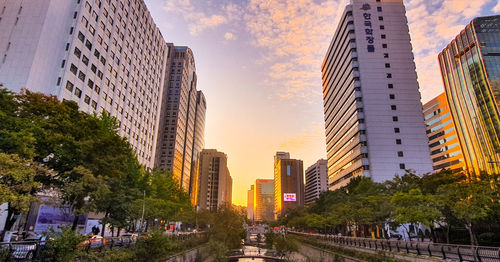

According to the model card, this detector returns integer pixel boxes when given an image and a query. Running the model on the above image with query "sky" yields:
[143,0,500,206]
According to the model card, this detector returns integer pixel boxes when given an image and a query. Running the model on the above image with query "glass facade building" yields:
[423,93,465,172]
[438,15,500,177]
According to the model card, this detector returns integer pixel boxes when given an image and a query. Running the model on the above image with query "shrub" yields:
[133,231,178,262]
[41,226,86,262]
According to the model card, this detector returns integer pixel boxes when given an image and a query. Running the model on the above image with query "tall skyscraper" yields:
[154,46,205,192]
[254,179,274,222]
[0,0,168,168]
[188,91,207,203]
[247,185,254,221]
[423,93,465,172]
[196,149,232,211]
[438,15,500,177]
[305,159,328,205]
[273,152,304,219]
[322,0,432,190]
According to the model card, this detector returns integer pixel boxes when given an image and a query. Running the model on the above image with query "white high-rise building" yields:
[0,0,168,168]
[304,159,328,205]
[322,0,432,190]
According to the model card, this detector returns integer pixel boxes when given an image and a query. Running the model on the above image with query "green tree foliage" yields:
[391,189,441,240]
[206,205,246,250]
[280,170,500,245]
[0,153,48,236]
[0,89,191,234]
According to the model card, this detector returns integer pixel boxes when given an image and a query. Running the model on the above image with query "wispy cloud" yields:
[404,0,494,101]
[224,32,235,40]
[162,0,227,36]
[161,0,496,101]
[278,123,325,150]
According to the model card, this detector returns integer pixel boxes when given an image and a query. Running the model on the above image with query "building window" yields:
[380,25,385,30]
[394,128,400,133]
[70,64,78,75]
[381,34,386,39]
[391,105,397,110]
[84,95,90,104]
[396,139,402,144]
[384,53,389,58]
[398,151,404,157]
[78,71,85,81]
[399,163,406,169]
[74,47,81,58]
[389,94,395,99]
[377,6,382,11]
[74,88,82,98]
[78,31,85,42]
[382,43,387,48]
[85,40,92,50]
[82,55,89,65]
[378,16,383,21]
[65,81,74,92]
[386,73,392,78]
[392,116,398,122]
[388,83,393,88]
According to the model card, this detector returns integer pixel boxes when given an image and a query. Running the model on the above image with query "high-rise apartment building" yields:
[196,149,232,211]
[247,185,254,221]
[305,159,328,205]
[254,179,274,222]
[273,152,304,219]
[322,0,432,190]
[423,93,465,172]
[438,15,500,177]
[154,46,206,192]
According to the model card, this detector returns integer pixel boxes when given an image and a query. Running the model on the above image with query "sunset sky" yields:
[143,0,500,206]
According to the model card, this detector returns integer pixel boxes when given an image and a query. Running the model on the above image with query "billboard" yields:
[283,193,296,202]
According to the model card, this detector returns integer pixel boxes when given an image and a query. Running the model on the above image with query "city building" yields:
[196,149,232,211]
[0,0,169,168]
[321,0,432,190]
[188,91,207,203]
[305,159,328,205]
[247,185,254,221]
[273,152,304,219]
[423,93,465,172]
[438,15,500,177]
[154,45,206,192]
[254,179,274,222]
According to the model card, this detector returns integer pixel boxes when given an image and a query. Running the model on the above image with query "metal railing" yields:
[291,231,500,262]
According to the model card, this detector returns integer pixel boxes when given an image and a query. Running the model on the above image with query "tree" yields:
[208,205,246,250]
[0,153,47,237]
[59,166,109,230]
[438,179,497,245]
[391,189,442,241]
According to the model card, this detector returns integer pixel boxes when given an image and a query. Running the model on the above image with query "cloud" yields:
[162,0,227,36]
[278,123,325,150]
[494,1,500,12]
[404,0,494,102]
[242,0,344,100]
[161,0,496,102]
[224,32,235,40]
